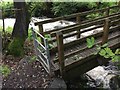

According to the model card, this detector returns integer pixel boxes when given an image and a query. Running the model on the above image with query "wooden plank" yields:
[50,13,120,39]
[105,8,109,17]
[62,37,120,76]
[111,18,120,25]
[53,28,120,77]
[54,26,120,63]
[76,15,81,38]
[56,31,65,76]
[43,24,77,35]
[102,18,110,44]
[49,24,103,44]
[38,25,44,44]
[64,30,120,71]
[44,12,120,36]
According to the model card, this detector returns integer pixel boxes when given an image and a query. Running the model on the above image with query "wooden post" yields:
[105,8,109,17]
[102,18,110,45]
[76,15,81,39]
[38,24,44,44]
[118,1,120,7]
[56,31,65,76]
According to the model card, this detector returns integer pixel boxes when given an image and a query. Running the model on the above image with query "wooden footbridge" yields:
[32,5,120,80]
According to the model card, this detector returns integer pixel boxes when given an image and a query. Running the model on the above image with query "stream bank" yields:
[66,61,120,89]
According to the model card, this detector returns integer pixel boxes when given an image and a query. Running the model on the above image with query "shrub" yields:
[28,2,53,17]
[1,2,14,18]
[0,65,11,77]
[8,37,24,57]
[52,2,95,17]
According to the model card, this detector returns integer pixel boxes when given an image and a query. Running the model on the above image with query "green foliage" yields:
[86,37,120,63]
[0,26,13,34]
[45,34,54,49]
[1,2,14,18]
[86,13,101,19]
[0,65,11,77]
[27,28,33,41]
[8,37,24,57]
[97,2,117,9]
[52,2,93,17]
[115,49,120,55]
[28,56,37,63]
[6,26,13,34]
[0,26,2,32]
[86,37,95,48]
[28,2,53,17]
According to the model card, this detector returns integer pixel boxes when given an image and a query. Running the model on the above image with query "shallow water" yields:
[67,61,120,89]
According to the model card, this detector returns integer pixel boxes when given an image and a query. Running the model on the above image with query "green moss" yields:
[8,37,25,57]
[0,65,11,77]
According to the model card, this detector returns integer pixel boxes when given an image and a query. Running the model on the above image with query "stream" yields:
[67,61,120,89]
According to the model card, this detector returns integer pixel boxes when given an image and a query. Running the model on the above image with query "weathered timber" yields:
[38,24,44,44]
[102,18,110,45]
[33,5,120,78]
[105,8,109,17]
[53,30,120,63]
[50,24,120,54]
[56,31,65,76]
[49,13,120,38]
[34,5,118,26]
[76,15,81,38]
[54,36,120,80]
[43,12,119,36]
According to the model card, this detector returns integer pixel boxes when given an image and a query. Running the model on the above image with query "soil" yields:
[1,39,51,89]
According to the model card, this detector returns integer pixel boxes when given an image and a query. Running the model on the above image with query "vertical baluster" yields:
[38,24,44,44]
[44,38,51,75]
[32,27,39,57]
[76,15,81,39]
[102,18,110,45]
[105,7,109,17]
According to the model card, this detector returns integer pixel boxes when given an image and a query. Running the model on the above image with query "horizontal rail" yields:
[50,24,120,53]
[64,36,120,72]
[43,12,120,36]
[54,31,120,63]
[50,13,120,38]
[32,28,45,39]
[49,13,120,43]
[34,5,119,25]
[37,48,47,60]
[35,39,46,50]
[48,24,103,43]
[38,55,49,73]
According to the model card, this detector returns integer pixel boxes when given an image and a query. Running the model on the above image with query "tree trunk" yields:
[8,0,30,57]
[12,1,30,39]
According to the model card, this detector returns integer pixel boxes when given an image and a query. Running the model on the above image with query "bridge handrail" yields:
[34,5,119,26]
[48,13,120,43]
[56,17,120,75]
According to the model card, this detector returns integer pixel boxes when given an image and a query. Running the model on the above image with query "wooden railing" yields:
[55,15,120,75]
[34,5,119,33]
[33,5,120,75]
[34,5,119,50]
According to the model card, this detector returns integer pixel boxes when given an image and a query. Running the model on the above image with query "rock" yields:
[109,75,120,89]
[48,77,67,90]
[86,64,120,89]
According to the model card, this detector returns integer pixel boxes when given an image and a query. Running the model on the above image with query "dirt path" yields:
[2,57,51,88]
